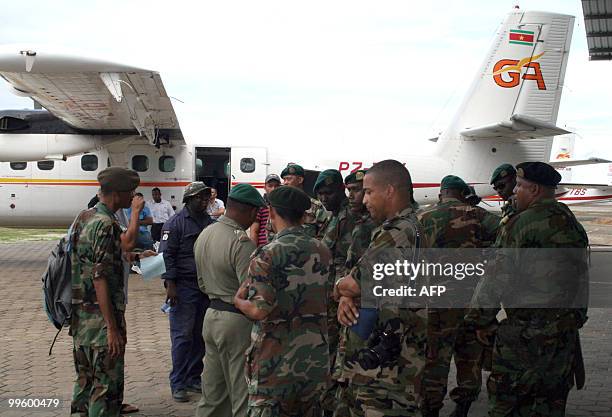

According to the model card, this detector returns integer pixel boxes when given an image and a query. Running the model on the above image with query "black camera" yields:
[357,328,402,370]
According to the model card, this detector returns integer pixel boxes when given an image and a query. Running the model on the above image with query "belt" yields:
[209,298,243,315]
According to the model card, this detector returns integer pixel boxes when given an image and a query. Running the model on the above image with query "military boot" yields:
[449,401,472,417]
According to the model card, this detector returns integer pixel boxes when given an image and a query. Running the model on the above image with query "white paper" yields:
[139,253,166,281]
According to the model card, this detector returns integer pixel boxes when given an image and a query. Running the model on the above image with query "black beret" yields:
[97,167,140,192]
[314,169,344,192]
[344,169,367,185]
[280,164,305,178]
[268,186,311,212]
[516,161,561,187]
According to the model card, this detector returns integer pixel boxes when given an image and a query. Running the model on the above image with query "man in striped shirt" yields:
[250,174,281,246]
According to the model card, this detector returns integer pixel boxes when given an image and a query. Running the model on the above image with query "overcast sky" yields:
[0,0,610,178]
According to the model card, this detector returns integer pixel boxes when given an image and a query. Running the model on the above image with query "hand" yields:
[235,281,249,301]
[476,325,497,346]
[165,280,178,306]
[141,250,157,258]
[131,195,145,213]
[107,327,125,359]
[337,296,359,327]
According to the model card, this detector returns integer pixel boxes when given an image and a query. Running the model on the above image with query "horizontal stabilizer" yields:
[461,114,570,141]
[549,158,611,168]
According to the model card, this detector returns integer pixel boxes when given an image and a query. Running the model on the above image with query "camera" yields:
[357,328,402,370]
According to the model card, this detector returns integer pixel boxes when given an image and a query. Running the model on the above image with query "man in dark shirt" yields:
[160,182,215,402]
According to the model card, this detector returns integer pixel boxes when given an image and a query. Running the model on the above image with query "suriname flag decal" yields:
[509,29,535,46]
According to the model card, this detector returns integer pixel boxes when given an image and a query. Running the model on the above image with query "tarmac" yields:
[0,204,611,417]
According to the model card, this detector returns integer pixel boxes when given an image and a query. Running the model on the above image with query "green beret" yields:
[268,186,311,212]
[516,161,561,187]
[314,169,344,192]
[490,163,517,185]
[183,182,211,202]
[228,183,266,207]
[280,164,305,178]
[97,167,140,192]
[440,175,470,194]
[344,169,367,185]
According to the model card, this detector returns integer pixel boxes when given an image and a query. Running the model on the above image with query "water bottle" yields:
[161,302,172,314]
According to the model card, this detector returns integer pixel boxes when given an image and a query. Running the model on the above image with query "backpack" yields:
[42,209,90,354]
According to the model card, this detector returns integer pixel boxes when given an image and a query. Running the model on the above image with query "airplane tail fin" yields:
[438,10,575,182]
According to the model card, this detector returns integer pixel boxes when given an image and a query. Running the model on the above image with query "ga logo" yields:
[493,52,546,90]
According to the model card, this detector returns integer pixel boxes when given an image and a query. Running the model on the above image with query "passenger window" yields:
[81,155,99,171]
[159,156,176,172]
[132,155,149,172]
[240,158,255,173]
[10,162,27,170]
[37,160,55,171]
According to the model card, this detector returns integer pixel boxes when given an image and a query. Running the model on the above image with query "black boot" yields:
[449,401,472,417]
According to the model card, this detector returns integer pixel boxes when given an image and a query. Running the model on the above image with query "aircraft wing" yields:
[460,114,570,140]
[559,182,611,190]
[0,48,181,145]
[549,158,611,168]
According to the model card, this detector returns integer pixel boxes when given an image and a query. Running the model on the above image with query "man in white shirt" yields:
[148,187,176,242]
[206,187,225,220]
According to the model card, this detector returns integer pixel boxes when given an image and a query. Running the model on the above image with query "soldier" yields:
[490,163,517,222]
[335,160,428,417]
[334,169,375,417]
[314,169,356,415]
[281,163,328,237]
[70,167,155,417]
[194,184,265,417]
[160,182,215,402]
[234,186,332,417]
[417,175,499,417]
[466,162,589,416]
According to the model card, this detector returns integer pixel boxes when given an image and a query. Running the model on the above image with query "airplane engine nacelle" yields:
[0,133,118,162]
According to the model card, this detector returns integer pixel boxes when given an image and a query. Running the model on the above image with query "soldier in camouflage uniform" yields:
[234,185,332,417]
[417,175,499,417]
[281,163,329,238]
[70,167,154,417]
[335,160,428,417]
[466,162,588,417]
[315,169,357,415]
[490,163,517,224]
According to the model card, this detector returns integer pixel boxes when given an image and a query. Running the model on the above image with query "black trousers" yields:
[151,223,164,242]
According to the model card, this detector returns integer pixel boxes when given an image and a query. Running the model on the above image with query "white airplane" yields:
[0,9,609,226]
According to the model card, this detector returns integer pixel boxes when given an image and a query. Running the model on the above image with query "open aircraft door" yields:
[230,147,268,191]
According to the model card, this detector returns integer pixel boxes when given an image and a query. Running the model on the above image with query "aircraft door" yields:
[230,147,268,192]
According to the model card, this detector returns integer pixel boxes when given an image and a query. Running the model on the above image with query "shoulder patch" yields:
[162,230,170,241]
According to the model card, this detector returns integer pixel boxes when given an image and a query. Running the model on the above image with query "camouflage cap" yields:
[490,163,517,184]
[280,164,305,178]
[268,186,311,212]
[97,167,140,192]
[314,169,343,192]
[228,183,266,207]
[182,181,211,202]
[516,161,561,187]
[440,175,470,194]
[344,169,367,185]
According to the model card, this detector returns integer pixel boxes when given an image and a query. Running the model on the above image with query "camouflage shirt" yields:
[70,202,125,347]
[467,198,589,328]
[245,226,332,403]
[418,197,499,248]
[304,197,329,239]
[345,211,376,270]
[344,206,428,393]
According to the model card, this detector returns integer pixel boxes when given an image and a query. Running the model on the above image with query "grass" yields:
[0,227,66,243]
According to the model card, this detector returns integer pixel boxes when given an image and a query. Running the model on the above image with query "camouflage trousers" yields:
[322,300,341,414]
[71,344,124,417]
[487,321,577,417]
[344,384,421,417]
[421,308,483,412]
[247,388,323,417]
